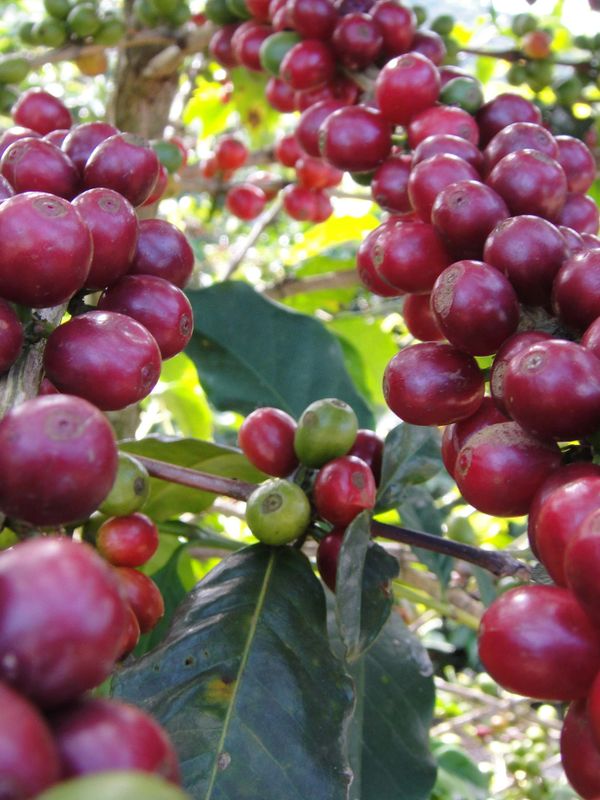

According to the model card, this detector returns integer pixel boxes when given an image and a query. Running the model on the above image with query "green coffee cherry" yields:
[245,478,311,545]
[35,771,191,800]
[412,5,426,26]
[99,453,150,517]
[259,32,302,76]
[204,0,239,25]
[511,12,537,37]
[44,0,72,20]
[294,398,358,468]
[0,56,30,86]
[430,14,454,36]
[67,3,102,37]
[439,76,484,114]
[94,15,126,45]
[36,18,69,48]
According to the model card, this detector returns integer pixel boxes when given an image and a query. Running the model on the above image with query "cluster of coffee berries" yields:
[19,0,125,50]
[0,535,182,799]
[133,0,193,29]
[0,89,194,410]
[238,399,383,589]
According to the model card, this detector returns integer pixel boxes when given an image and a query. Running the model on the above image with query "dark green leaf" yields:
[431,743,489,800]
[112,545,354,800]
[377,423,443,512]
[159,520,243,552]
[345,612,437,800]
[396,485,453,587]
[282,245,358,315]
[120,436,264,521]
[185,281,374,427]
[335,512,399,662]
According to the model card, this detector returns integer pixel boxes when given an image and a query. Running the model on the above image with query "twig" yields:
[221,196,283,280]
[264,269,359,300]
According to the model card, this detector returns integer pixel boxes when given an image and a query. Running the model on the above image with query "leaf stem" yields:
[130,456,532,579]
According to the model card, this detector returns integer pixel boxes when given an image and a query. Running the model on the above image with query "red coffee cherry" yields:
[50,697,180,782]
[410,29,446,65]
[412,133,483,173]
[266,77,297,112]
[0,174,14,202]
[61,121,118,173]
[295,155,342,190]
[225,183,267,220]
[430,260,519,356]
[371,0,415,57]
[288,0,337,39]
[12,89,72,135]
[558,193,599,235]
[402,293,444,342]
[96,513,160,568]
[0,298,23,375]
[483,121,558,175]
[555,134,597,194]
[114,567,165,633]
[565,509,600,625]
[0,126,41,160]
[476,92,542,147]
[478,585,600,700]
[316,528,345,591]
[454,421,561,517]
[129,218,195,288]
[561,698,600,800]
[356,225,404,297]
[489,330,552,415]
[0,394,118,526]
[0,137,79,199]
[215,136,249,171]
[118,605,141,661]
[275,133,304,166]
[73,188,139,292]
[294,75,359,110]
[43,310,162,412]
[313,455,377,526]
[320,106,392,173]
[0,537,128,707]
[484,215,567,308]
[383,342,484,426]
[296,99,344,157]
[239,407,299,477]
[332,13,383,70]
[504,339,600,440]
[407,153,480,223]
[375,218,451,293]
[232,22,272,71]
[347,429,384,484]
[282,184,318,220]
[98,274,193,360]
[371,154,412,214]
[280,39,335,90]
[0,681,61,799]
[83,133,160,207]
[407,105,480,149]
[209,24,240,68]
[0,192,92,308]
[441,397,509,477]
[375,52,440,127]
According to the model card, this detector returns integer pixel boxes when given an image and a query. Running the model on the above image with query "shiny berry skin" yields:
[504,339,600,440]
[560,225,586,255]
[61,121,118,173]
[0,537,128,707]
[313,455,376,526]
[0,175,14,202]
[73,188,138,292]
[356,226,403,297]
[319,106,392,172]
[454,421,560,517]
[115,567,165,633]
[431,180,509,259]
[408,153,479,223]
[331,13,383,70]
[98,274,193,361]
[476,92,542,147]
[96,513,159,568]
[487,149,567,222]
[0,137,79,199]
[50,697,180,782]
[489,331,552,415]
[12,89,72,135]
[348,429,384,484]
[289,0,337,39]
[129,219,194,288]
[371,154,412,214]
[0,192,92,307]
[215,136,248,171]
[280,39,335,90]
[564,509,600,625]
[316,528,344,591]
[294,76,359,110]
[582,316,600,361]
[0,298,23,375]
[483,121,558,175]
[375,52,440,127]
[43,311,162,412]
[383,342,484,426]
[375,218,451,293]
[407,105,480,150]
[245,478,311,545]
[558,193,599,235]
[0,681,60,799]
[430,260,519,356]
[402,293,444,341]
[296,99,343,157]
[294,397,358,468]
[371,0,415,57]
[478,585,600,700]
[0,395,118,526]
[225,183,267,220]
[412,133,483,172]
[561,699,600,800]
[484,214,567,308]
[238,407,299,477]
[441,397,509,477]
[209,23,240,68]
[266,76,296,112]
[555,134,597,194]
[0,126,41,160]
[232,22,272,71]
[83,133,160,207]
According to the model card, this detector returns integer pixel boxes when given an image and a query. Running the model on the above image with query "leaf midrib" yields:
[203,549,275,800]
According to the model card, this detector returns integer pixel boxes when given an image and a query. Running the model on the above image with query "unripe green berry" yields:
[511,12,537,37]
[430,14,454,36]
[99,453,150,517]
[294,398,358,468]
[245,478,311,545]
